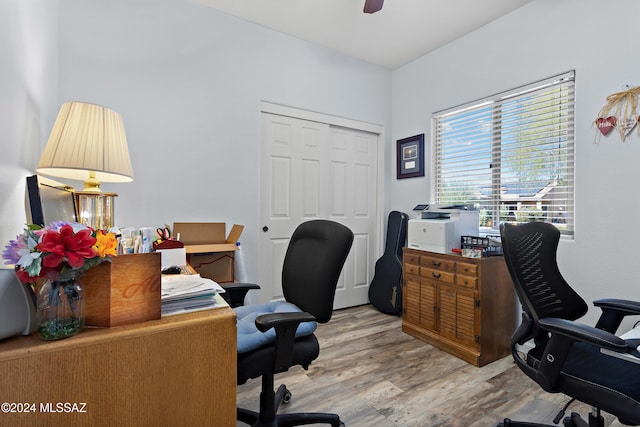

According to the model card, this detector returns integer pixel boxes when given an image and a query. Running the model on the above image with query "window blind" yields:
[432,71,575,236]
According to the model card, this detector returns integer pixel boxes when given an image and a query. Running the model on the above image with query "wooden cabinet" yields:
[402,248,516,367]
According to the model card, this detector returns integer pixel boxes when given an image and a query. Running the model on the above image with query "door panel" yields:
[271,157,290,217]
[420,280,437,331]
[439,285,457,340]
[404,278,421,325]
[260,113,378,308]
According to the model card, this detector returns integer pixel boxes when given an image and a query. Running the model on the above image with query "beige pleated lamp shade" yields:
[37,101,134,191]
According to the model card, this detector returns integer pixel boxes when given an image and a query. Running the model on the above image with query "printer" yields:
[407,206,479,254]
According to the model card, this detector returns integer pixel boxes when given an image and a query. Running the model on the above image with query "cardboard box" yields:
[80,253,161,327]
[173,222,243,283]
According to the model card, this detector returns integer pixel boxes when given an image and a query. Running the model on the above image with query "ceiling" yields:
[192,0,531,70]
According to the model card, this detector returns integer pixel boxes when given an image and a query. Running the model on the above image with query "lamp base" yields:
[75,191,117,230]
[83,171,102,192]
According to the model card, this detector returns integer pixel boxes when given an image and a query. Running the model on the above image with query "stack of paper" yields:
[161,273,226,316]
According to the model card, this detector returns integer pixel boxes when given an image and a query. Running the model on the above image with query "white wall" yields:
[0,0,58,251]
[5,0,639,326]
[391,0,640,326]
[53,0,391,284]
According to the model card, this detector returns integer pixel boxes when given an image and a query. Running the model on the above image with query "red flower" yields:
[37,224,97,269]
[15,268,32,284]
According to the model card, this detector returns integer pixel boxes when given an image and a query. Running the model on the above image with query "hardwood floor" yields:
[236,304,624,427]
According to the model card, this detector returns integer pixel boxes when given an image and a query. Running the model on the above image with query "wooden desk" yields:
[0,307,237,426]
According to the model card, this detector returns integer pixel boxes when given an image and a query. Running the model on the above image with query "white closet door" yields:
[259,112,379,309]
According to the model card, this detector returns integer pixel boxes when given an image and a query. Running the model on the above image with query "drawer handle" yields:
[431,261,442,267]
[432,272,441,279]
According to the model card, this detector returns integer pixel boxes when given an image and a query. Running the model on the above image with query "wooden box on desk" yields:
[80,253,161,327]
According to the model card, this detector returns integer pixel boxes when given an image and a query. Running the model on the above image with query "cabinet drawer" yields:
[457,262,478,277]
[421,267,455,284]
[421,256,456,273]
[456,275,478,288]
[404,252,420,267]
[404,263,420,276]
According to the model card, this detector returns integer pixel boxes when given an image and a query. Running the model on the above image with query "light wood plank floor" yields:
[237,304,625,427]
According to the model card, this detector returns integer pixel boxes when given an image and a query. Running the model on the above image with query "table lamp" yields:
[37,101,134,230]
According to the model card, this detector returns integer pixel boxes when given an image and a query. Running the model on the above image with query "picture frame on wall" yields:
[396,134,424,179]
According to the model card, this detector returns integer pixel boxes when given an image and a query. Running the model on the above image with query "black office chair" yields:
[229,219,353,427]
[498,222,640,427]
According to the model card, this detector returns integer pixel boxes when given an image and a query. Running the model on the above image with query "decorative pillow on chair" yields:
[235,301,317,354]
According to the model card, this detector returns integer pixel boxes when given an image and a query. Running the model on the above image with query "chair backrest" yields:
[500,222,588,324]
[282,220,353,324]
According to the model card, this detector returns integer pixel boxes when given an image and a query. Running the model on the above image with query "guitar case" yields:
[369,210,408,315]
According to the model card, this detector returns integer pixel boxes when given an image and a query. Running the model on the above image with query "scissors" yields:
[156,226,171,241]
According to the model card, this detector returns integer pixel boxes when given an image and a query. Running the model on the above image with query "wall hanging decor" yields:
[396,134,425,179]
[594,85,640,142]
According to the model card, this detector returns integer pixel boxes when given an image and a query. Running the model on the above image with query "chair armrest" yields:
[222,282,261,292]
[594,298,640,314]
[255,311,316,333]
[536,317,638,390]
[593,298,640,333]
[220,283,260,308]
[539,317,628,352]
[255,311,317,374]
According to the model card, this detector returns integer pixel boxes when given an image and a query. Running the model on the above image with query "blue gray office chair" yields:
[498,222,640,427]
[227,220,353,427]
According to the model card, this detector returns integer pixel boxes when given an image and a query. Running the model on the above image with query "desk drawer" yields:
[456,275,478,288]
[421,256,456,273]
[457,261,478,277]
[405,252,420,267]
[404,263,420,276]
[421,267,455,284]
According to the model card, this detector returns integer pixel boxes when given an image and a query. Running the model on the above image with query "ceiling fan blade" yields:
[363,0,384,14]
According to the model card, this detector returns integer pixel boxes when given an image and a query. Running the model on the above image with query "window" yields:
[432,71,575,237]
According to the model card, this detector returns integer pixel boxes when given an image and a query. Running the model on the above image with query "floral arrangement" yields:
[3,221,118,284]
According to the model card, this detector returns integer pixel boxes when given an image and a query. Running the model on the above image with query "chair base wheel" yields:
[238,383,343,427]
[497,411,603,427]
[237,407,344,427]
[498,418,551,427]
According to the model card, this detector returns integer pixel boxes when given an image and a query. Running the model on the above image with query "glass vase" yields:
[37,277,85,340]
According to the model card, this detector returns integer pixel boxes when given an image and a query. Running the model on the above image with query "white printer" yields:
[407,207,479,254]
